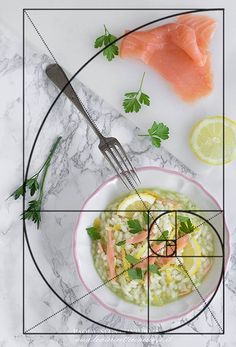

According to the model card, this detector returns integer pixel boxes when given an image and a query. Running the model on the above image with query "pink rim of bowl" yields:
[73,166,230,324]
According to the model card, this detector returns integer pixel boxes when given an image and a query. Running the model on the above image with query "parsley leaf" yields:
[26,177,40,196]
[179,218,195,234]
[148,121,169,140]
[178,215,190,223]
[125,254,139,265]
[86,227,101,240]
[139,121,169,148]
[156,230,169,243]
[128,268,143,280]
[139,92,150,106]
[10,176,39,199]
[148,264,161,275]
[128,219,143,234]
[123,96,141,113]
[123,72,150,113]
[21,200,41,229]
[151,137,161,148]
[10,184,25,200]
[94,25,119,61]
[116,240,126,246]
[94,35,106,48]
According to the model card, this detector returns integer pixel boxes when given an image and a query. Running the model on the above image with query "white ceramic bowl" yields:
[73,166,230,322]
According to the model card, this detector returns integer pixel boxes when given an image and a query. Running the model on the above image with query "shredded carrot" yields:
[127,230,147,244]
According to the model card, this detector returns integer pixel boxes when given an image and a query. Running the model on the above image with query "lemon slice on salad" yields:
[190,116,236,165]
[181,237,201,276]
[117,193,156,218]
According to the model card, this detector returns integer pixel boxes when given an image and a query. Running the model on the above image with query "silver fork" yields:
[46,64,140,190]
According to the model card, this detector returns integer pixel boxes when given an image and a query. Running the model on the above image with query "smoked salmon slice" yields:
[127,230,147,244]
[120,15,217,102]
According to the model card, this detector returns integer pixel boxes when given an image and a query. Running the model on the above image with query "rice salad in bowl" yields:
[89,189,215,307]
[73,167,228,322]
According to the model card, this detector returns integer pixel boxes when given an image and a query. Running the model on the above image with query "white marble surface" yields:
[1,12,236,347]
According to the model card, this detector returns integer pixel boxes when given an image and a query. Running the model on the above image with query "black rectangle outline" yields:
[22,7,225,336]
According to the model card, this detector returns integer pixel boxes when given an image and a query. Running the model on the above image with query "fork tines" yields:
[101,138,140,190]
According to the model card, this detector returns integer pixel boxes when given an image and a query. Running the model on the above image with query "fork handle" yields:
[46,64,104,139]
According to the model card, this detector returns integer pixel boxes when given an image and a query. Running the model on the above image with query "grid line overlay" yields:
[23,7,225,335]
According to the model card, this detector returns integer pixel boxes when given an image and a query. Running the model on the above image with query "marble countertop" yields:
[1,12,236,347]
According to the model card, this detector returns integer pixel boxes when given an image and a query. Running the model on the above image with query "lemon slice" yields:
[190,116,236,165]
[117,193,156,218]
[181,237,201,276]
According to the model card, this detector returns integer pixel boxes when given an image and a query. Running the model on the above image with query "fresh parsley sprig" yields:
[128,268,143,280]
[10,136,62,228]
[127,219,143,234]
[156,230,169,243]
[139,121,169,148]
[123,72,150,113]
[125,254,139,265]
[86,226,101,240]
[149,264,161,276]
[179,218,195,234]
[94,25,119,61]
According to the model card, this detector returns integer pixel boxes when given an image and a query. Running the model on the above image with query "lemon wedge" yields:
[190,116,236,165]
[117,193,156,218]
[181,237,201,276]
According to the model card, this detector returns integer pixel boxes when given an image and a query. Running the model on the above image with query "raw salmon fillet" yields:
[120,14,217,102]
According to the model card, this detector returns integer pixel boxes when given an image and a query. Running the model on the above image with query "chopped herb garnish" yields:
[125,254,139,265]
[179,218,195,234]
[128,219,143,234]
[116,240,126,246]
[156,230,169,243]
[94,25,119,61]
[86,227,101,240]
[128,268,143,280]
[148,264,161,276]
[178,215,190,223]
[123,72,150,113]
[139,121,169,148]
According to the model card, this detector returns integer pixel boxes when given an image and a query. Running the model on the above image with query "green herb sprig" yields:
[128,219,143,234]
[86,226,101,240]
[178,215,190,223]
[123,72,150,113]
[139,121,169,148]
[116,240,126,246]
[10,136,62,228]
[128,268,143,280]
[149,264,161,276]
[156,230,169,243]
[94,25,119,61]
[125,254,139,265]
[179,218,195,234]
